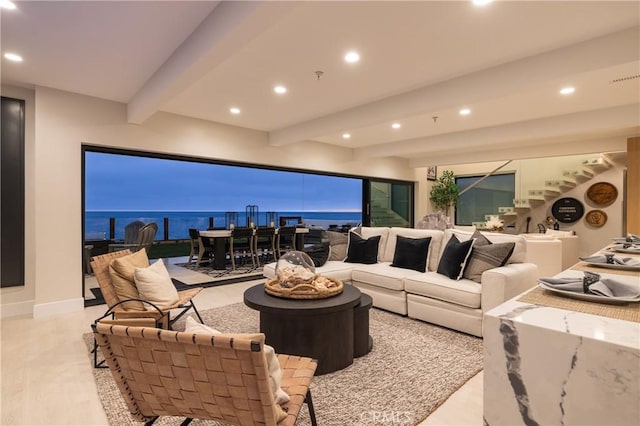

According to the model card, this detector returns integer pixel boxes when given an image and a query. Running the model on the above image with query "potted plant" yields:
[429,170,459,217]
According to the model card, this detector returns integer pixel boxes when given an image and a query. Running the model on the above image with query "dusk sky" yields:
[85,152,362,212]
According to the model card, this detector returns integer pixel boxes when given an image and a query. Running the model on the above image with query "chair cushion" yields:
[391,235,431,272]
[345,232,380,264]
[437,235,475,280]
[184,317,289,422]
[108,249,149,311]
[462,231,515,283]
[327,231,348,261]
[404,272,482,309]
[133,259,180,310]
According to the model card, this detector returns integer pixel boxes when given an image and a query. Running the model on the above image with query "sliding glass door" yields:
[364,180,413,227]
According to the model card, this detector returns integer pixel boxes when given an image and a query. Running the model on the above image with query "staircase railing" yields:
[458,160,512,196]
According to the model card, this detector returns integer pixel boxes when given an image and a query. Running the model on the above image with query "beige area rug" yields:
[86,304,483,426]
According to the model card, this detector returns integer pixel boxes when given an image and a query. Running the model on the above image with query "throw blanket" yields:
[539,275,640,298]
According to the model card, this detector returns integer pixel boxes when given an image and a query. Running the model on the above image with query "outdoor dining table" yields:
[199,227,309,270]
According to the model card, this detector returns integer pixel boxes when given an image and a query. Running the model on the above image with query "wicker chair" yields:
[93,323,318,426]
[89,250,203,328]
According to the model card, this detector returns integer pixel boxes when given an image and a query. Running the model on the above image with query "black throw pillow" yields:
[345,232,380,264]
[303,243,330,267]
[391,236,432,272]
[437,235,475,280]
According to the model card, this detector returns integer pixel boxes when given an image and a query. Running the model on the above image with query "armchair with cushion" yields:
[92,322,318,426]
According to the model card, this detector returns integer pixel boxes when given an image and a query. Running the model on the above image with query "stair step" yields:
[513,198,531,209]
[498,207,515,214]
[563,169,594,179]
[582,157,611,169]
[545,179,577,189]
[515,206,531,212]
[528,189,560,197]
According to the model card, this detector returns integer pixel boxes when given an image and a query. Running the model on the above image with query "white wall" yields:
[443,155,626,257]
[13,85,415,316]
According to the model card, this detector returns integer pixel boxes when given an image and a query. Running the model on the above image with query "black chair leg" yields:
[306,389,318,426]
[92,338,107,368]
[180,418,193,426]
[143,416,158,426]
[190,302,204,323]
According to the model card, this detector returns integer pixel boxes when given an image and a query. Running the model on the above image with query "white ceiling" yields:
[2,1,639,166]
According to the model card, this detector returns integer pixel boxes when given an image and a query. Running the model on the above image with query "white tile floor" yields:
[2,270,483,425]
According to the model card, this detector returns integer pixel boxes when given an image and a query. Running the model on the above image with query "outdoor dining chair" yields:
[186,228,214,269]
[93,322,318,426]
[230,227,256,270]
[254,226,276,266]
[276,226,297,258]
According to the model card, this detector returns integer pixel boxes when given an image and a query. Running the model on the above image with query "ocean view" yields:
[85,211,362,240]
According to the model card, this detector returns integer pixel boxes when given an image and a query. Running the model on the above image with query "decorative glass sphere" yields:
[275,251,316,288]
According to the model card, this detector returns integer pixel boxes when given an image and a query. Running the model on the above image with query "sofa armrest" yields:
[480,263,538,312]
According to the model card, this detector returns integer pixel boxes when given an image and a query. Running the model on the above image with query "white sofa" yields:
[264,227,538,337]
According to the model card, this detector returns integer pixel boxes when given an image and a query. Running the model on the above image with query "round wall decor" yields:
[585,210,607,227]
[586,182,617,206]
[551,197,584,223]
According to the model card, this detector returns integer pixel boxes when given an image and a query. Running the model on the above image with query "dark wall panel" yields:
[1,96,26,287]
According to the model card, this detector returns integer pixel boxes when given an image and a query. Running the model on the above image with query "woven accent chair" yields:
[93,323,318,426]
[89,250,203,328]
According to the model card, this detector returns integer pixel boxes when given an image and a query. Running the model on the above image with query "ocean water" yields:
[85,211,362,240]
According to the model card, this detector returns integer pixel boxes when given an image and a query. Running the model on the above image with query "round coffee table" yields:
[244,283,368,375]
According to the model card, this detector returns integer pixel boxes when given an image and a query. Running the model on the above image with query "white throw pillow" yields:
[184,316,290,405]
[133,259,180,310]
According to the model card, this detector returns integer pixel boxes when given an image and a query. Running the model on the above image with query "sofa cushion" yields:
[404,272,482,309]
[442,228,527,263]
[304,243,330,267]
[327,231,348,261]
[352,262,424,291]
[437,235,475,280]
[358,227,390,262]
[463,241,515,283]
[384,228,443,271]
[345,232,380,264]
[391,236,431,272]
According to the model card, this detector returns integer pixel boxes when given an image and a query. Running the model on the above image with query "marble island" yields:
[483,267,640,426]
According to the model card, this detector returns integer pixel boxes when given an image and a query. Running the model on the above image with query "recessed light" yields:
[274,85,287,94]
[4,52,23,62]
[344,51,360,64]
[459,108,471,116]
[560,86,575,95]
[0,0,17,10]
[229,107,241,115]
[472,0,493,6]
[342,133,351,139]
[391,123,401,129]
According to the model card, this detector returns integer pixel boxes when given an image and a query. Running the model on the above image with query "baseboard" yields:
[0,299,34,319]
[33,297,84,318]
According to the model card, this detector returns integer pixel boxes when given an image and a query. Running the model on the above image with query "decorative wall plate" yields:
[551,197,584,223]
[586,182,618,206]
[585,210,607,227]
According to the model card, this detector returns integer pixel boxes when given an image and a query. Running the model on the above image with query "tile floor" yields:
[2,263,483,425]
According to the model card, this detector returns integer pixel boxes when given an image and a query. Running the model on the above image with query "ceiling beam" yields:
[355,103,639,163]
[127,1,298,124]
[268,26,640,146]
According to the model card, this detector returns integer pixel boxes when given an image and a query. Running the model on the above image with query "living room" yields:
[1,1,639,425]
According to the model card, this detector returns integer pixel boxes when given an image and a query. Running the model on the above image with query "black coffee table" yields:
[243,283,372,375]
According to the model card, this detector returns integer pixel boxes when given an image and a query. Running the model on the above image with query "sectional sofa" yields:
[264,227,538,337]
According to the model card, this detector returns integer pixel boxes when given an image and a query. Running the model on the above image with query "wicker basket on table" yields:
[265,276,344,299]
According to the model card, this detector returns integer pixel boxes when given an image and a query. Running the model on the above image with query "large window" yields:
[84,149,364,240]
[455,173,515,226]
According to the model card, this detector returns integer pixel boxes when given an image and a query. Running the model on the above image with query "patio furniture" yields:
[92,322,318,426]
[89,250,203,329]
[186,228,214,269]
[255,226,277,266]
[230,227,256,270]
[108,222,158,253]
[276,226,297,258]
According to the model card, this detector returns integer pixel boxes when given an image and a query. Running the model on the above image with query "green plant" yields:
[429,170,459,216]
